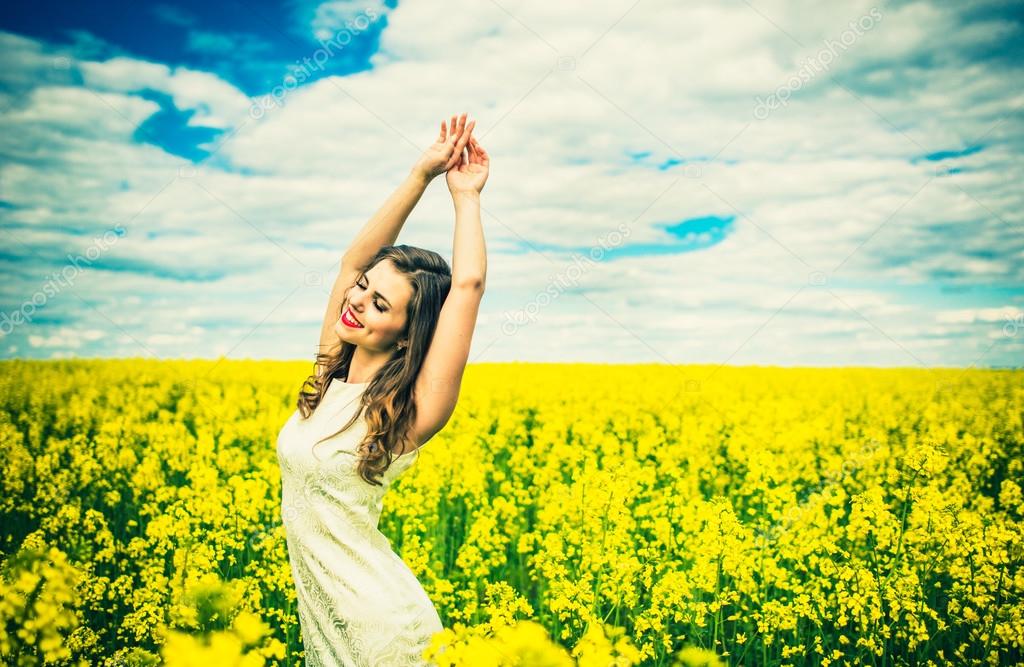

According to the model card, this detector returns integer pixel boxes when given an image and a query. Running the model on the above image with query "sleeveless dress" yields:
[276,376,444,666]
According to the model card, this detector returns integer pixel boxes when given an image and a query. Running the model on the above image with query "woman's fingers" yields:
[445,120,473,170]
[469,136,483,165]
[450,114,468,144]
[448,113,465,145]
[454,120,474,156]
[438,120,447,143]
[437,113,478,171]
[470,136,488,165]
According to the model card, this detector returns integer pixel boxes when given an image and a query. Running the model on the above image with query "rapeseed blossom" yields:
[0,359,1021,665]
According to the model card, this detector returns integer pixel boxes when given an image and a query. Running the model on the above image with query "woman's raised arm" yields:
[406,133,490,449]
[315,115,476,375]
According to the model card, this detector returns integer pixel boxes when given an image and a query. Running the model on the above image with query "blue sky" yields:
[1,0,1022,368]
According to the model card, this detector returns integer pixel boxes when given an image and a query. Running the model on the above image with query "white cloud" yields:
[1,0,1021,366]
[28,328,105,348]
[308,0,391,42]
[78,56,252,128]
[935,306,1021,325]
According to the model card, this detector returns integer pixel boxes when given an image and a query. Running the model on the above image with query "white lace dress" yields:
[276,376,443,666]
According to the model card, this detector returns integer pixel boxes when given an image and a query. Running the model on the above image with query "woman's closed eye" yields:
[356,280,388,312]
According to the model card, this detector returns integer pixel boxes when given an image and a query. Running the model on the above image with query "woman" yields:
[276,112,488,666]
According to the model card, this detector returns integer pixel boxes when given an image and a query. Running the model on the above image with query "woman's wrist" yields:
[451,190,481,206]
[409,167,433,187]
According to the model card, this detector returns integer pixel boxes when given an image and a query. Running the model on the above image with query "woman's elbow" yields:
[452,275,485,291]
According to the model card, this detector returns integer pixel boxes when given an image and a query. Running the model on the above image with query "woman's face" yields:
[335,260,413,352]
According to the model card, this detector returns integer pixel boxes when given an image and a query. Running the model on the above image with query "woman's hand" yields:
[446,134,489,198]
[413,113,475,181]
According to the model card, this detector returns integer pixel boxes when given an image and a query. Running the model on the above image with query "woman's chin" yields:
[334,317,368,341]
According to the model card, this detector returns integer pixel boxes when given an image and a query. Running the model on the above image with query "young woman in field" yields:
[275,112,488,666]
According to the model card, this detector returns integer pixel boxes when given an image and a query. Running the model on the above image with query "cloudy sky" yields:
[1,0,1021,369]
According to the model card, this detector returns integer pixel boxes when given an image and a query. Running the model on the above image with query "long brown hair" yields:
[296,245,452,486]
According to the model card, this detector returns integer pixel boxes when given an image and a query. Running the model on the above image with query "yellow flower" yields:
[231,611,269,647]
[672,645,726,667]
[4,360,1020,665]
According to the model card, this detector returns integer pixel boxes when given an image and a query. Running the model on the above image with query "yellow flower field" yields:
[1,359,1021,666]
